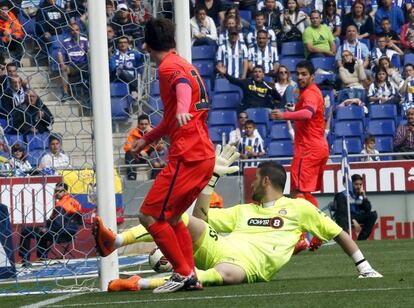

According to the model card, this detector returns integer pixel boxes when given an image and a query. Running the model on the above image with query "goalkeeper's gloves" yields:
[202,144,240,195]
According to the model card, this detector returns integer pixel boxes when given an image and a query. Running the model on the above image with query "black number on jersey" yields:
[190,69,209,111]
[208,226,218,241]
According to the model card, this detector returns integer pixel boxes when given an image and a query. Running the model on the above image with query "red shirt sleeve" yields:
[143,120,167,144]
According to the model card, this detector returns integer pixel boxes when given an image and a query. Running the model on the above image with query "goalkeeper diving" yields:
[94,145,382,292]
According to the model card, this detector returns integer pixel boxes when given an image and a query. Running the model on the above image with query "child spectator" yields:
[378,17,400,46]
[378,56,402,91]
[370,34,403,70]
[368,68,399,105]
[8,143,32,176]
[360,135,380,162]
[238,120,265,167]
[228,111,263,146]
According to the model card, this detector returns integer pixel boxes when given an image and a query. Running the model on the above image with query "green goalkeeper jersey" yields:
[207,196,342,282]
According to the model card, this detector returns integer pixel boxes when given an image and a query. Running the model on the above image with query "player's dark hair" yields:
[55,182,69,191]
[351,174,363,182]
[245,119,256,127]
[138,114,150,122]
[364,134,376,144]
[257,161,286,192]
[296,60,315,75]
[144,17,176,51]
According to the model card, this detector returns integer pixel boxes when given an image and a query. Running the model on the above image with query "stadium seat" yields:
[150,80,160,96]
[6,134,25,147]
[245,108,271,126]
[280,57,305,72]
[268,141,294,158]
[27,149,45,167]
[334,121,364,138]
[204,78,212,98]
[193,60,215,78]
[25,133,50,151]
[375,136,393,152]
[335,106,365,122]
[311,57,336,71]
[208,125,234,144]
[208,110,238,127]
[0,119,6,129]
[359,37,371,49]
[315,73,336,84]
[147,96,164,111]
[111,96,133,120]
[256,124,267,142]
[281,41,305,56]
[239,10,252,22]
[391,54,401,68]
[367,119,396,136]
[191,45,216,60]
[18,13,36,36]
[211,93,241,110]
[404,53,414,65]
[332,138,362,154]
[149,112,163,126]
[214,78,243,97]
[368,104,397,120]
[110,82,129,97]
[270,122,291,140]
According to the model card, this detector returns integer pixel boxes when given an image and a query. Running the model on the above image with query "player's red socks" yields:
[147,221,192,276]
[173,221,195,272]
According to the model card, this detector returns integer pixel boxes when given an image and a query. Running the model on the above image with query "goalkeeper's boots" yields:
[153,272,202,293]
[108,275,141,292]
[93,216,116,257]
[293,234,310,255]
[309,236,323,252]
[358,270,383,279]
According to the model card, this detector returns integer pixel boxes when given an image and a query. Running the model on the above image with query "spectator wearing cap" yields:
[190,5,218,46]
[109,3,141,48]
[216,27,248,79]
[248,29,279,76]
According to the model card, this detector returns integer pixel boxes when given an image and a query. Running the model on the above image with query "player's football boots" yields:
[93,216,116,257]
[358,270,383,278]
[108,275,141,292]
[153,272,202,293]
[308,236,323,252]
[293,237,310,255]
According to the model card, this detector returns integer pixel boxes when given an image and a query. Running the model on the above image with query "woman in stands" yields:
[274,65,298,108]
[222,6,247,32]
[338,50,367,103]
[322,0,341,41]
[219,15,245,45]
[367,68,399,105]
[9,143,32,176]
[280,0,309,42]
[378,56,403,91]
[341,1,374,42]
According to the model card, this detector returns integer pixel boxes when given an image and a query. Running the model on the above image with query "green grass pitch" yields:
[1,240,413,308]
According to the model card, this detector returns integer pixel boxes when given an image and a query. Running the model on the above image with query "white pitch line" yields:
[20,293,82,308]
[48,286,414,307]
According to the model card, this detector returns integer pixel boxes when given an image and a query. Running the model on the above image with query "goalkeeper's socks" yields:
[148,221,192,276]
[173,221,195,272]
[352,249,372,272]
[196,268,224,286]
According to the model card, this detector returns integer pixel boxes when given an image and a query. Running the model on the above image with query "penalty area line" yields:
[48,286,414,306]
[20,292,83,308]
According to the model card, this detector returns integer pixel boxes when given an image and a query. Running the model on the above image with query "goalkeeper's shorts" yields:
[140,158,214,220]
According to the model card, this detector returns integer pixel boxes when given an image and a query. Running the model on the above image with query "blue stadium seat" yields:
[147,96,164,111]
[110,82,129,97]
[367,119,396,136]
[245,108,271,126]
[404,53,414,65]
[281,41,305,56]
[191,45,216,60]
[208,125,234,144]
[334,121,364,138]
[270,123,291,140]
[368,104,397,119]
[193,60,215,78]
[150,80,160,96]
[204,78,212,98]
[268,141,294,158]
[239,10,252,22]
[375,136,393,152]
[335,106,365,121]
[27,149,45,167]
[315,73,336,84]
[18,13,36,36]
[0,119,6,129]
[111,96,133,120]
[25,133,50,151]
[256,124,267,141]
[391,54,401,68]
[280,57,305,72]
[359,38,371,49]
[311,57,336,71]
[214,78,243,97]
[6,134,25,147]
[149,112,163,126]
[208,110,238,127]
[332,138,362,154]
[211,93,241,109]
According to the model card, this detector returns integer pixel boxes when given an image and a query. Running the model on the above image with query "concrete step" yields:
[52,116,93,136]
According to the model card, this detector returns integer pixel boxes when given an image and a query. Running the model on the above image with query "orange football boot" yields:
[93,216,116,257]
[108,275,141,292]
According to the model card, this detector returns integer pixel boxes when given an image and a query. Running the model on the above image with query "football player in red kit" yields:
[271,60,329,252]
[95,17,215,293]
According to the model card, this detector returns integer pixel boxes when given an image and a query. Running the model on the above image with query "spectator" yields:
[228,111,263,146]
[257,0,284,12]
[401,7,414,53]
[378,56,402,91]
[128,0,151,25]
[238,0,259,14]
[280,0,309,42]
[399,63,414,113]
[12,89,54,135]
[367,67,399,105]
[259,0,283,36]
[248,29,279,76]
[246,11,277,48]
[19,182,82,266]
[109,36,143,92]
[218,16,245,45]
[216,64,281,110]
[341,1,374,41]
[8,143,32,176]
[394,106,414,159]
[322,0,341,40]
[333,174,378,240]
[0,62,29,95]
[195,0,225,25]
[21,0,41,17]
[374,0,405,34]
[190,5,218,46]
[109,3,141,46]
[0,76,25,124]
[370,34,403,70]
[378,17,400,46]
[274,64,298,107]
[0,4,25,64]
[216,28,249,79]
[39,135,71,171]
[303,10,336,59]
[123,114,153,180]
[57,22,89,101]
[338,50,367,103]
[360,135,380,161]
[106,0,116,23]
[336,25,370,69]
[107,25,116,57]
[238,119,265,167]
[222,5,249,31]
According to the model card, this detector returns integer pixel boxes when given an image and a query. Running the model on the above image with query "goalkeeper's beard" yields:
[252,185,265,203]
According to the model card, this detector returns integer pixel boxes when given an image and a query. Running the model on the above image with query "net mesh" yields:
[0,0,172,295]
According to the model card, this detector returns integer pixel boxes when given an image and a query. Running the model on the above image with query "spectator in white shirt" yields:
[228,111,263,146]
[190,5,218,46]
[39,135,71,171]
